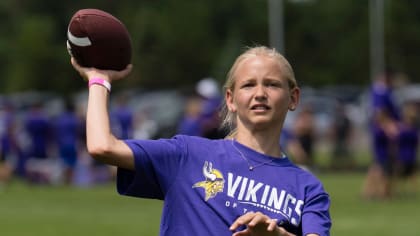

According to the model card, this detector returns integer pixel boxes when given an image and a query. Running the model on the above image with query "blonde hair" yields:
[220,46,297,137]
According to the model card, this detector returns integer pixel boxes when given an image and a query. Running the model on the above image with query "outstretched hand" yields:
[71,57,133,82]
[230,212,296,236]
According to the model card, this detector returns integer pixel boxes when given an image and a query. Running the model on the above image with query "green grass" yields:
[0,182,162,236]
[322,173,420,235]
[1,172,419,235]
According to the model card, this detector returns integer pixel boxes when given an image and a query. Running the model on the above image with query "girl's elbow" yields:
[87,143,112,160]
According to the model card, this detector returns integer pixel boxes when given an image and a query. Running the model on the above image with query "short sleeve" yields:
[116,136,187,200]
[301,183,331,236]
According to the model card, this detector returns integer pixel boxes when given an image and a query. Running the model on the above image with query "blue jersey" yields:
[117,135,331,236]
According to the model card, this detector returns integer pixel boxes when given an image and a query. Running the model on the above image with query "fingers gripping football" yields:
[230,212,296,236]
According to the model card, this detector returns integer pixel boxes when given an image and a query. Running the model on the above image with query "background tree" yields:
[0,0,419,94]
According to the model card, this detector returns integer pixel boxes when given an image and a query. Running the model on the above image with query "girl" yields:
[71,46,331,236]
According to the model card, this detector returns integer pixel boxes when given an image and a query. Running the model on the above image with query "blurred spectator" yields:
[395,101,419,196]
[177,94,203,136]
[0,160,11,188]
[111,93,134,139]
[23,101,54,184]
[329,104,354,170]
[195,78,227,139]
[24,101,52,159]
[0,102,21,186]
[280,128,310,169]
[178,78,227,139]
[53,98,82,185]
[362,70,400,200]
[133,107,158,140]
[292,105,316,168]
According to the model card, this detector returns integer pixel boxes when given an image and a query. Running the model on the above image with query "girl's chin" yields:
[247,119,280,130]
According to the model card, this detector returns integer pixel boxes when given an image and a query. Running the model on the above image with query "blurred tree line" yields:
[0,0,419,95]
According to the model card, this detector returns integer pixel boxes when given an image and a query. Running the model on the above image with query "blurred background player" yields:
[111,93,134,139]
[279,127,310,170]
[53,98,82,185]
[362,70,400,200]
[23,101,54,184]
[395,101,419,196]
[0,102,21,187]
[292,104,316,169]
[195,78,227,139]
[177,93,203,137]
[329,104,354,170]
[178,78,227,139]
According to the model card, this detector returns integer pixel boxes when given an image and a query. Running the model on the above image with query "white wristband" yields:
[88,78,111,92]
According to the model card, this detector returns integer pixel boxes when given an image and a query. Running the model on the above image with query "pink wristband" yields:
[88,78,111,92]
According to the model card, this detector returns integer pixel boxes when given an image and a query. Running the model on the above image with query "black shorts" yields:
[396,161,417,178]
[376,158,394,176]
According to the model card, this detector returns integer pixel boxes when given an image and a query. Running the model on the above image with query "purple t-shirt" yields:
[177,117,202,136]
[370,82,400,163]
[54,111,80,148]
[117,135,331,236]
[371,123,393,164]
[371,82,399,121]
[398,124,419,163]
[25,112,50,158]
[112,107,133,139]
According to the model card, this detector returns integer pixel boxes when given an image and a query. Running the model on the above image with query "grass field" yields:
[1,172,419,235]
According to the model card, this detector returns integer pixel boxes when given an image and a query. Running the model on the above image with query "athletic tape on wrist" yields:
[88,78,111,92]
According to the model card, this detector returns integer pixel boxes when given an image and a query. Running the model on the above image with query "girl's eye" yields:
[267,82,281,87]
[241,83,254,88]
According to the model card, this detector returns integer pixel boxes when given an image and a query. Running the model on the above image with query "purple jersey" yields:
[54,111,80,166]
[371,123,393,164]
[398,124,419,163]
[117,135,331,236]
[371,82,400,121]
[54,112,79,148]
[177,117,202,136]
[112,106,133,139]
[0,111,14,159]
[25,112,50,158]
[370,81,400,167]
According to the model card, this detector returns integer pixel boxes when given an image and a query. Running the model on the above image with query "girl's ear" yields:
[288,87,300,111]
[226,89,237,112]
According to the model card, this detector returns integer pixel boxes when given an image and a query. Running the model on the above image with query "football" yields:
[67,9,132,71]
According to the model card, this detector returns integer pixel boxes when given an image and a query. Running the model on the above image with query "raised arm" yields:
[71,58,135,170]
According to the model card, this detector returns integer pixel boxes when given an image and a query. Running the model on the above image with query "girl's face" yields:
[226,55,299,132]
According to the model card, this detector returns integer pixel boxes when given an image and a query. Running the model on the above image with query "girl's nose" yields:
[254,85,267,100]
[255,86,267,98]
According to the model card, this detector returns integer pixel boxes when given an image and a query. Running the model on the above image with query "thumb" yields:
[70,57,89,80]
[110,64,133,81]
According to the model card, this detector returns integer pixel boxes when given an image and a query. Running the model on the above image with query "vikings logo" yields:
[193,161,224,201]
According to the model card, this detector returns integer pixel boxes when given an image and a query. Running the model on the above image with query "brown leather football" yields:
[67,9,132,71]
